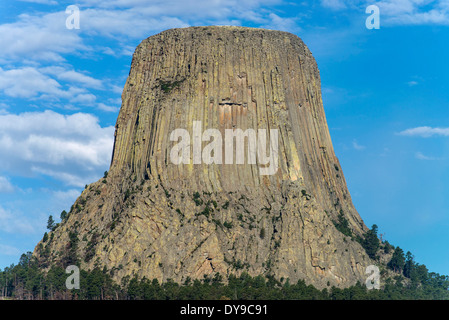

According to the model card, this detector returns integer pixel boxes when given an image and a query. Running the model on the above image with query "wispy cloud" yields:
[0,244,21,256]
[0,206,35,234]
[398,126,449,138]
[415,152,441,161]
[261,13,301,32]
[321,0,347,10]
[39,66,103,89]
[320,0,449,26]
[17,0,57,4]
[98,102,120,113]
[352,139,366,150]
[375,0,449,25]
[0,176,14,193]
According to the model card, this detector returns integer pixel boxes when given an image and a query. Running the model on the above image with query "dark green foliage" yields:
[47,215,55,231]
[84,233,99,263]
[361,224,380,260]
[193,192,203,206]
[212,219,222,227]
[300,190,311,200]
[1,254,449,300]
[2,260,448,300]
[383,240,393,254]
[160,79,184,93]
[260,227,266,239]
[223,221,233,229]
[403,251,414,279]
[124,189,131,201]
[60,210,68,221]
[333,210,352,237]
[2,215,448,300]
[388,246,405,273]
[42,232,48,243]
[63,231,80,266]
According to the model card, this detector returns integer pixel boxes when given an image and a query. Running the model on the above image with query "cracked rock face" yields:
[34,26,372,289]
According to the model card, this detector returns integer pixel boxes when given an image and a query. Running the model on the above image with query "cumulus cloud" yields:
[0,110,114,187]
[39,66,103,89]
[398,126,449,137]
[0,66,99,105]
[0,66,63,98]
[0,11,86,62]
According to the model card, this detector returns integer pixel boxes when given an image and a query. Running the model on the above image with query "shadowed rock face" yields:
[34,26,372,289]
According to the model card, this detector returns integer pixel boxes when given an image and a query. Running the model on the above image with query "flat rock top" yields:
[141,25,311,53]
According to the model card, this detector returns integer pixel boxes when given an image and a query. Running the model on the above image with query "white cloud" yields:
[17,0,57,4]
[373,0,449,25]
[0,11,87,62]
[0,66,98,104]
[321,0,347,10]
[320,0,449,25]
[0,66,62,98]
[0,206,35,234]
[0,0,293,67]
[0,244,21,256]
[408,80,419,86]
[0,110,114,187]
[352,139,366,150]
[261,13,301,32]
[80,8,189,38]
[0,176,14,193]
[98,102,120,113]
[39,66,103,89]
[415,152,440,160]
[53,189,82,202]
[398,126,449,137]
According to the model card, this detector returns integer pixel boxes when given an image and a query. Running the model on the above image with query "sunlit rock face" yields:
[34,26,372,289]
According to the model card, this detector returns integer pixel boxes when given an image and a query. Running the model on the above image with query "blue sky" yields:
[0,0,448,276]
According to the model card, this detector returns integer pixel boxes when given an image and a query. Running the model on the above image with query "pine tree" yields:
[46,215,55,231]
[362,224,380,259]
[403,251,415,279]
[388,246,405,273]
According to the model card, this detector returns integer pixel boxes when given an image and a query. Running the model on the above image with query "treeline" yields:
[1,251,448,300]
[2,217,448,300]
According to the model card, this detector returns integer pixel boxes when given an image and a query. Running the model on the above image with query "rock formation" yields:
[34,26,373,289]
